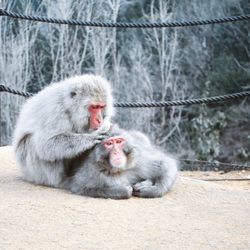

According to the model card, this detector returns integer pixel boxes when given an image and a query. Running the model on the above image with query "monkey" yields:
[64,126,178,199]
[13,74,115,188]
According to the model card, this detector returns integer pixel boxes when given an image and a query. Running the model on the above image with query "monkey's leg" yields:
[74,186,133,199]
[133,157,178,198]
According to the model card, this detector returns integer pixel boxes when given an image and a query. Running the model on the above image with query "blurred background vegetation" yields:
[0,0,249,169]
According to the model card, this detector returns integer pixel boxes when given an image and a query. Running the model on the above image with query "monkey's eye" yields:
[116,139,123,144]
[105,141,113,146]
[90,103,106,110]
[99,104,106,109]
[70,91,77,98]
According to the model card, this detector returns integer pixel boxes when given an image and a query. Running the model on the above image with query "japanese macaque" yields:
[65,127,178,199]
[13,74,114,187]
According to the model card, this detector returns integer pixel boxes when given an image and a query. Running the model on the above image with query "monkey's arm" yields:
[71,186,133,199]
[34,132,107,161]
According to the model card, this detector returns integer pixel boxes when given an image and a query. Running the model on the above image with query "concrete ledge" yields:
[0,146,249,249]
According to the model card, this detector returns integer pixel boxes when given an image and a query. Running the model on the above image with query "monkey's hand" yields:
[76,186,133,199]
[133,180,163,198]
[105,185,133,199]
[85,132,108,148]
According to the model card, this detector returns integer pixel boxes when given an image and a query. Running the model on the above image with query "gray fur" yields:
[13,75,114,187]
[65,127,178,199]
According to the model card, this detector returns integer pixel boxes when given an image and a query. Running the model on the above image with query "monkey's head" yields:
[95,136,135,175]
[62,75,114,133]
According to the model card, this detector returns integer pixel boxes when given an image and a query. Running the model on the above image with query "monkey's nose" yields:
[95,118,101,125]
[90,117,103,130]
[97,118,104,126]
[96,115,103,124]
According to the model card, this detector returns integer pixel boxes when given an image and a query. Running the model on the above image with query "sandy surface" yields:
[0,146,250,250]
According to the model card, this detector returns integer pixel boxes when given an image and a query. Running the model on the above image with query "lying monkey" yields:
[64,128,178,199]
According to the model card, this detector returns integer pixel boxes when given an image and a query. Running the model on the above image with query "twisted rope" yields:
[1,84,250,108]
[0,84,32,98]
[0,8,250,28]
[115,91,250,107]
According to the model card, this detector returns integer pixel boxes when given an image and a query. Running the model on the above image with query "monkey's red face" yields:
[102,136,127,169]
[88,102,106,130]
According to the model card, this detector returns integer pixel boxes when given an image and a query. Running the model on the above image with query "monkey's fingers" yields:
[133,180,153,191]
[97,133,108,138]
[132,187,159,198]
[94,139,104,144]
[94,136,109,145]
[132,181,162,198]
[96,134,108,141]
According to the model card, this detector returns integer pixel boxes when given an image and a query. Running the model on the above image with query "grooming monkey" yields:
[65,127,178,199]
[13,75,114,187]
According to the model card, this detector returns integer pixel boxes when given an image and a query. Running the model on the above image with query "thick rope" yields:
[0,84,250,108]
[115,91,250,108]
[0,8,250,28]
[0,84,32,98]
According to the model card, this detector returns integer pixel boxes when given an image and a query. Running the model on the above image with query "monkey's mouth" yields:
[110,156,127,169]
[98,160,122,176]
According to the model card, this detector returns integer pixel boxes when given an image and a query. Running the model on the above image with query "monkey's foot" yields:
[133,180,163,198]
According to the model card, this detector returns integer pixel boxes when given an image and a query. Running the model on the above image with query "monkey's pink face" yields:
[88,102,106,130]
[102,136,127,170]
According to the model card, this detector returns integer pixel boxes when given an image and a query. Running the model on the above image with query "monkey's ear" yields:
[70,91,77,98]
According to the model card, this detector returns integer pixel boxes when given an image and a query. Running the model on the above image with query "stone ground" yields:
[0,146,249,250]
